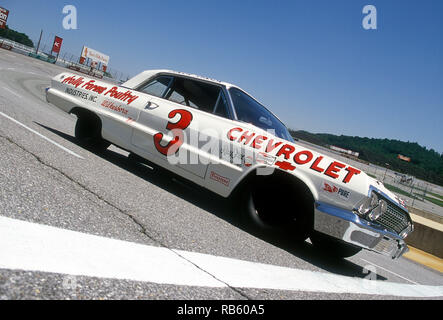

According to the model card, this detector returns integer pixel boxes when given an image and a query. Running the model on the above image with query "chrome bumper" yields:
[313,202,409,259]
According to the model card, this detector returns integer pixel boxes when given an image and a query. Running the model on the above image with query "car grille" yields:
[373,195,411,235]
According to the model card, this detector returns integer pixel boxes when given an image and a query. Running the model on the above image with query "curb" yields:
[403,246,443,273]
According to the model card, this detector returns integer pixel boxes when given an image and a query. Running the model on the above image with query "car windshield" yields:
[229,87,294,142]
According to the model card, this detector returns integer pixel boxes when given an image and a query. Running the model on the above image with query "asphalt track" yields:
[0,50,442,300]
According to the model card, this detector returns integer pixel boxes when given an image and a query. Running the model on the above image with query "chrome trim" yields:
[367,186,413,237]
[369,185,408,213]
[314,201,409,259]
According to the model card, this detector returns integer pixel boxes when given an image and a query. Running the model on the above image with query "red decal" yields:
[238,131,255,145]
[101,100,128,115]
[104,87,139,105]
[265,139,282,153]
[154,109,193,156]
[343,167,361,184]
[227,127,243,141]
[275,161,296,171]
[252,135,268,149]
[276,144,296,160]
[310,156,326,173]
[62,76,85,88]
[82,80,107,94]
[324,161,346,179]
[293,150,313,165]
[210,171,230,186]
[323,182,338,193]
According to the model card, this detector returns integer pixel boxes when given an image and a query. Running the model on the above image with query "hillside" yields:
[289,130,443,186]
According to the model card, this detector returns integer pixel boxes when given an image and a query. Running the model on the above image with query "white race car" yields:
[46,69,413,259]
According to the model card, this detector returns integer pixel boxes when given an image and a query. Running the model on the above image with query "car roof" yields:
[123,69,240,90]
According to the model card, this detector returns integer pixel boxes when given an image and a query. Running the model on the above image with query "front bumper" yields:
[313,202,409,259]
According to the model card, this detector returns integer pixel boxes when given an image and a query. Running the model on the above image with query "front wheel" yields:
[310,232,362,258]
[240,184,313,242]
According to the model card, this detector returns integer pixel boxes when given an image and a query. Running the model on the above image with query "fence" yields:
[0,36,132,83]
[345,157,443,217]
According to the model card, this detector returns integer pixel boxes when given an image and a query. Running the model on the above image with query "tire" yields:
[310,232,362,258]
[240,183,313,242]
[74,115,110,151]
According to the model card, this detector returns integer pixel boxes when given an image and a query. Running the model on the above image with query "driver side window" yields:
[138,76,173,98]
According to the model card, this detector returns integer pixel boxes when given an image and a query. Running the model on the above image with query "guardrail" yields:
[0,36,34,54]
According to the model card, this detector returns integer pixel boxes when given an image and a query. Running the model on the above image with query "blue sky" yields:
[2,0,443,153]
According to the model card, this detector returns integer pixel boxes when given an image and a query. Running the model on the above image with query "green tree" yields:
[0,25,34,47]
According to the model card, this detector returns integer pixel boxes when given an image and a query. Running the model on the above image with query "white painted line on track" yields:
[1,87,22,99]
[360,258,419,285]
[177,250,442,297]
[0,111,84,159]
[0,216,442,297]
[0,216,224,288]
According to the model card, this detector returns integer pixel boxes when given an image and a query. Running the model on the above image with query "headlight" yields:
[368,199,387,221]
[356,192,379,216]
[355,191,387,221]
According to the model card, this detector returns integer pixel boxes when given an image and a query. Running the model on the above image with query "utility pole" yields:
[410,181,416,207]
[383,163,389,182]
[35,29,43,54]
[424,183,428,199]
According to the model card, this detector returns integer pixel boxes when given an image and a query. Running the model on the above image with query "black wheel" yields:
[310,232,362,258]
[240,180,314,242]
[74,115,110,151]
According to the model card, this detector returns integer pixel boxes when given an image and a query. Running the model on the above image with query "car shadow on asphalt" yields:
[35,122,388,281]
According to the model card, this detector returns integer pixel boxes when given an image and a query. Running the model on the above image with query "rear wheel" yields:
[310,232,362,258]
[74,113,110,151]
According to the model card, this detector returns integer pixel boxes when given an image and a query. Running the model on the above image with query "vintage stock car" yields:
[46,69,413,259]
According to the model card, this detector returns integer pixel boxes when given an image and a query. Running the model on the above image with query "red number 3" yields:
[154,109,193,156]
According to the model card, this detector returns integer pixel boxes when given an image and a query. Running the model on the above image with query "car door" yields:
[130,75,174,158]
[131,75,229,179]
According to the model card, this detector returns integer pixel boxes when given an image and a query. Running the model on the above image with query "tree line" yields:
[0,25,34,48]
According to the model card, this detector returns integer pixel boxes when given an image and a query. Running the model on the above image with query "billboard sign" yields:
[81,46,110,65]
[0,7,9,29]
[52,36,63,54]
